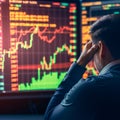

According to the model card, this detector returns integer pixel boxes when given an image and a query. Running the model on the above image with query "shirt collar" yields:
[99,59,120,75]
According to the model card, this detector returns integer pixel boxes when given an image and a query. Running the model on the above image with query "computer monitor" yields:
[0,0,80,98]
[81,0,120,78]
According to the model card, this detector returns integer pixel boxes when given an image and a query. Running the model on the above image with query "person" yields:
[44,14,120,120]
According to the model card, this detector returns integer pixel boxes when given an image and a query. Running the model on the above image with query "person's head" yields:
[90,14,120,72]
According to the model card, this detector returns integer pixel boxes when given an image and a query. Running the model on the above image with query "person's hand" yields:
[77,40,99,67]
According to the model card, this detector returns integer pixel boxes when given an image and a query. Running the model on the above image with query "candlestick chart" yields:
[0,0,78,92]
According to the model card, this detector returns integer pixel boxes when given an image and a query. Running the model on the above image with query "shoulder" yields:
[60,74,120,120]
[62,73,116,105]
[61,75,104,106]
[60,75,104,118]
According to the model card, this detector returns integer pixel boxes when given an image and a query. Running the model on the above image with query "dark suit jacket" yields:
[44,62,120,120]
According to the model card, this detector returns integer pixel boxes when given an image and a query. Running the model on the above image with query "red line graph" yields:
[17,26,71,43]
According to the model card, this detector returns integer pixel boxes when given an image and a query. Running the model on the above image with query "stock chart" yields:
[0,0,78,92]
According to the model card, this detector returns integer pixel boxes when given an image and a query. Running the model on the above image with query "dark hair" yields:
[90,14,120,59]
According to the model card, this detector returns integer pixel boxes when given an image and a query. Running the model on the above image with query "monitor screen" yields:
[0,0,80,95]
[81,0,120,78]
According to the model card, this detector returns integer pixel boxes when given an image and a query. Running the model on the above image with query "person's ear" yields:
[98,41,106,58]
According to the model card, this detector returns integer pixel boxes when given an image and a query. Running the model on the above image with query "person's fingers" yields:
[85,40,92,49]
[77,41,99,67]
[88,44,99,56]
